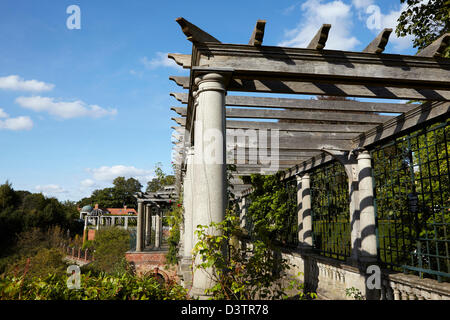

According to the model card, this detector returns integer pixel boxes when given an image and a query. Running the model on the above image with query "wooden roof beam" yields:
[175,17,221,43]
[170,75,450,101]
[416,33,450,58]
[171,106,393,124]
[167,53,191,69]
[170,92,415,113]
[248,20,266,46]
[306,24,331,50]
[363,28,392,54]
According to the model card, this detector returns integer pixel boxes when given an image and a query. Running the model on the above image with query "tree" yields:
[78,177,143,209]
[396,0,450,56]
[146,163,175,193]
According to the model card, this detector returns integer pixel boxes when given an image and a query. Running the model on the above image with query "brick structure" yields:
[125,251,178,283]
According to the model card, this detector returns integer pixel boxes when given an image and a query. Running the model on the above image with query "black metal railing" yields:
[310,160,351,261]
[371,119,450,282]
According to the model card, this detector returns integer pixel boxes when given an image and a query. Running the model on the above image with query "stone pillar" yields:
[136,201,144,252]
[145,204,152,247]
[301,173,313,248]
[191,72,227,298]
[183,147,195,259]
[357,150,377,262]
[124,216,128,230]
[155,208,161,249]
[96,217,99,230]
[239,197,248,230]
[296,175,303,246]
[84,216,88,230]
[111,216,115,227]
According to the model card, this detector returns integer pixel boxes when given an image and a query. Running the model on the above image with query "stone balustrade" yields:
[283,249,450,300]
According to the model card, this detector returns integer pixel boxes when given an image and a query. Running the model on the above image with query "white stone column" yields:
[96,216,99,230]
[136,201,144,252]
[358,150,377,262]
[301,173,313,247]
[191,73,227,298]
[183,147,195,259]
[124,216,128,230]
[145,204,152,247]
[296,175,303,246]
[155,209,161,249]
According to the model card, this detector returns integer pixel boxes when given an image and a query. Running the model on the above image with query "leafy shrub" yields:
[90,227,131,274]
[0,271,188,300]
[192,213,315,300]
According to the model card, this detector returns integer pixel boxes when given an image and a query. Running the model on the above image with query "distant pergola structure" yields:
[168,17,450,298]
[134,186,178,252]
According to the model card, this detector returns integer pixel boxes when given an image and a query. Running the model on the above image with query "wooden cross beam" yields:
[171,106,394,124]
[307,24,331,50]
[175,17,221,43]
[363,28,392,54]
[170,92,416,113]
[416,33,450,58]
[248,20,266,46]
[170,75,450,101]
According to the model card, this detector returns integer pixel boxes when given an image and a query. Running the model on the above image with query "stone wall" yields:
[282,248,450,300]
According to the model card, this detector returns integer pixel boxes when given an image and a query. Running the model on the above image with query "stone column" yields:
[96,217,99,230]
[84,216,88,230]
[145,204,152,247]
[358,150,377,262]
[296,175,303,246]
[136,201,144,252]
[301,173,313,248]
[124,216,128,230]
[239,196,248,230]
[191,72,227,298]
[154,209,161,249]
[183,147,195,260]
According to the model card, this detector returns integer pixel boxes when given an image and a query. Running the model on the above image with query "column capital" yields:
[302,172,310,180]
[357,149,371,161]
[296,174,302,183]
[195,73,227,94]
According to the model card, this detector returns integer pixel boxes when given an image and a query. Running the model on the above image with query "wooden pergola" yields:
[134,186,178,252]
[168,17,450,297]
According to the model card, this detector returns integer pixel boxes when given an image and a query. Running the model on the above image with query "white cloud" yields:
[0,108,33,131]
[0,108,8,118]
[278,0,361,51]
[141,52,179,70]
[87,165,154,184]
[15,96,117,119]
[352,0,374,9]
[0,75,54,92]
[358,2,414,51]
[35,184,67,195]
[80,179,96,188]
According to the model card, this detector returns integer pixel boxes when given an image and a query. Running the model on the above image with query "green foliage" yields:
[244,173,296,244]
[396,0,450,56]
[146,162,175,193]
[90,227,132,274]
[345,287,364,300]
[78,177,143,209]
[0,271,188,300]
[165,196,183,266]
[0,182,82,255]
[192,213,315,300]
[5,248,68,279]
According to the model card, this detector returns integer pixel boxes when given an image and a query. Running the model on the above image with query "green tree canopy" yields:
[78,177,143,209]
[146,163,175,193]
[396,0,450,56]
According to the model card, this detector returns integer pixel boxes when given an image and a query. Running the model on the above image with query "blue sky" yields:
[0,0,416,201]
